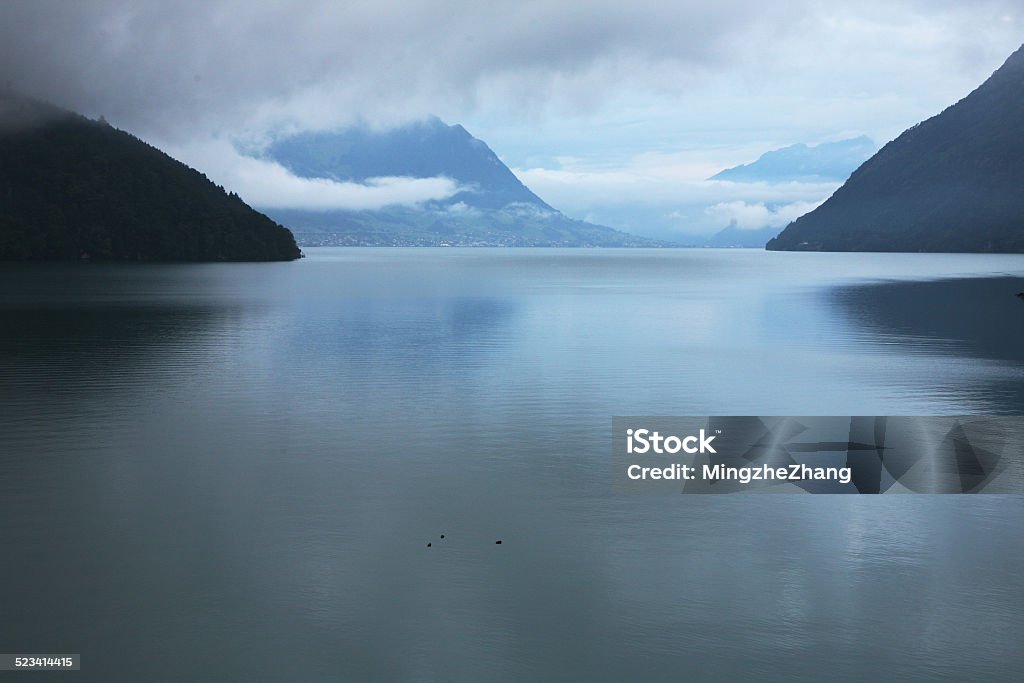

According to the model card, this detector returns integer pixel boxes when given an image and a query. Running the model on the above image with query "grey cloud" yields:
[3,0,1021,144]
[0,0,812,140]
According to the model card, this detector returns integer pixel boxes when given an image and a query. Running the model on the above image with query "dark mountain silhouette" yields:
[768,45,1024,252]
[710,136,874,183]
[260,118,666,247]
[0,95,301,261]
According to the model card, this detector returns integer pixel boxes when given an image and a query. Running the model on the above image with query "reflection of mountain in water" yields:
[833,277,1024,363]
[0,263,254,444]
[833,276,1024,412]
[283,296,516,368]
[0,301,222,426]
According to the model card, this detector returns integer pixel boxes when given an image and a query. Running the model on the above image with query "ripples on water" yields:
[1,249,1023,681]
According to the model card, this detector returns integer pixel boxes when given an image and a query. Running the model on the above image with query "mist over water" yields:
[2,249,1023,681]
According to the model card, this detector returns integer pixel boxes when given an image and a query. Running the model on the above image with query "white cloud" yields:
[704,199,824,230]
[168,139,461,211]
[516,152,842,203]
[439,201,480,217]
[514,153,840,236]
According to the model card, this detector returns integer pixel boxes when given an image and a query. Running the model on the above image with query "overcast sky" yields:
[2,0,1022,237]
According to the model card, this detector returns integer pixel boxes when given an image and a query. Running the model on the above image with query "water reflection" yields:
[833,276,1024,413]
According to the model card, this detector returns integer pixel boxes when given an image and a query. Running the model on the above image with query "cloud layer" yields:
[0,0,781,139]
[4,1,1020,142]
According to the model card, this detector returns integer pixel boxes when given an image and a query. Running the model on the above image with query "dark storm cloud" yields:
[3,0,1022,142]
[0,0,809,139]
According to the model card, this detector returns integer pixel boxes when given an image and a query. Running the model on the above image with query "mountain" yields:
[268,117,551,212]
[704,225,780,248]
[0,95,301,261]
[259,118,665,247]
[710,136,875,183]
[768,45,1024,252]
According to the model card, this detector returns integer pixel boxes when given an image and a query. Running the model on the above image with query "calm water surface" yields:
[1,248,1023,681]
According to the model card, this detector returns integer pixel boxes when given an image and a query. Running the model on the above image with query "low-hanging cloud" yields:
[240,172,462,212]
[514,152,839,236]
[515,155,840,211]
[704,199,824,230]
[169,139,462,210]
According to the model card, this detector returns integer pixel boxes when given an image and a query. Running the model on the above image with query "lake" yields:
[2,248,1023,681]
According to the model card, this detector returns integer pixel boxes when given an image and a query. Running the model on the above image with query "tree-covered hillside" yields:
[767,44,1024,253]
[0,96,301,261]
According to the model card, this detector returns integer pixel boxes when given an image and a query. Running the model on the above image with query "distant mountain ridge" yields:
[711,136,875,183]
[768,45,1024,252]
[0,94,301,261]
[260,118,666,247]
